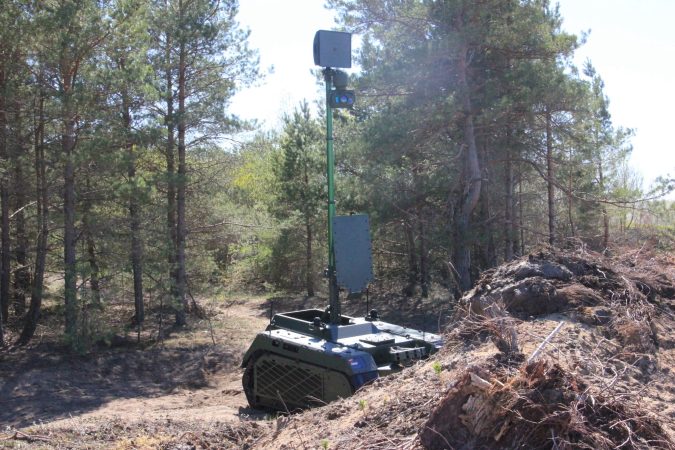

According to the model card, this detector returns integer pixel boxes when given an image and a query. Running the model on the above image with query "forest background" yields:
[0,0,673,349]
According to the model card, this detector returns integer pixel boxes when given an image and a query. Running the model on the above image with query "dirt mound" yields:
[461,249,674,361]
[463,250,669,319]
[421,360,669,449]
[250,249,675,449]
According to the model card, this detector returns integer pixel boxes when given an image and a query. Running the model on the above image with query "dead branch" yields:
[0,430,54,444]
[527,321,564,363]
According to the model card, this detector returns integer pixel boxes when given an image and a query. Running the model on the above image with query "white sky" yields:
[230,0,335,131]
[230,0,675,195]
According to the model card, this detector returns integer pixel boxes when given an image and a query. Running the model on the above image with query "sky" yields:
[230,0,675,194]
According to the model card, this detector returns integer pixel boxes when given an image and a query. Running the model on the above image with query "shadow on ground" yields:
[0,342,238,429]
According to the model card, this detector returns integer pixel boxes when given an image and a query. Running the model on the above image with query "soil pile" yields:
[420,360,669,449]
[253,249,675,449]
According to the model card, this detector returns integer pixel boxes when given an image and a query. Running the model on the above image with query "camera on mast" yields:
[329,89,355,108]
[313,30,356,109]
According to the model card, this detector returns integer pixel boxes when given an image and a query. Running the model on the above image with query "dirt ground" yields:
[1,247,673,449]
[0,287,449,448]
[0,296,271,448]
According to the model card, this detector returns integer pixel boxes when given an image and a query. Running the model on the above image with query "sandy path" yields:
[1,297,271,432]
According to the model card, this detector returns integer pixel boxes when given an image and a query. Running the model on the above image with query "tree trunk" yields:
[480,142,496,268]
[305,215,314,297]
[84,218,101,306]
[164,31,179,321]
[82,176,101,307]
[174,20,188,326]
[504,142,514,262]
[545,109,556,247]
[19,87,48,345]
[12,100,29,316]
[130,169,144,324]
[0,68,5,339]
[452,42,482,292]
[0,295,2,344]
[598,161,609,250]
[403,219,418,296]
[122,87,144,324]
[0,68,9,324]
[567,147,576,237]
[1,167,9,324]
[301,160,315,297]
[418,212,429,298]
[62,75,78,338]
[518,173,525,256]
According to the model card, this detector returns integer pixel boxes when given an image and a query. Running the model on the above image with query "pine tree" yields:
[149,0,259,325]
[572,62,635,249]
[41,1,111,339]
[272,102,324,296]
[103,0,154,326]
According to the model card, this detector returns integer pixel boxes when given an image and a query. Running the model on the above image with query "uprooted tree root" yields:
[420,360,673,450]
[448,299,522,360]
[424,249,675,449]
[454,248,674,365]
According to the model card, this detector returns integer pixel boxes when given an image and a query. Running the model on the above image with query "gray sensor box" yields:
[333,214,373,293]
[313,30,351,68]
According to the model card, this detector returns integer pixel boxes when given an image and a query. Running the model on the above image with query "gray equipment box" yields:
[333,214,373,293]
[313,30,351,68]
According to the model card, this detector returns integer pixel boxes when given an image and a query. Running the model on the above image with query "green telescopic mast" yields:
[314,30,352,324]
[324,69,340,324]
